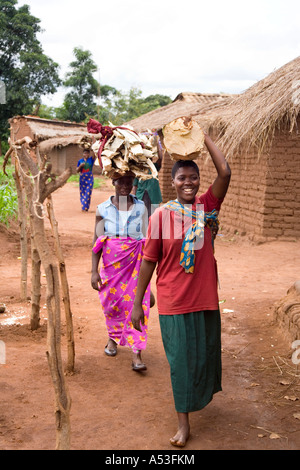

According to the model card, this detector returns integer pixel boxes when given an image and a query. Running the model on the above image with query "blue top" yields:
[97,196,146,240]
[77,156,95,174]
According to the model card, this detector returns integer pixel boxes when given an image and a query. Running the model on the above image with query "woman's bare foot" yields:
[132,350,147,371]
[104,338,117,356]
[170,412,190,447]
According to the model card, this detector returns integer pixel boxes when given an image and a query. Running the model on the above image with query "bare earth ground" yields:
[0,181,300,451]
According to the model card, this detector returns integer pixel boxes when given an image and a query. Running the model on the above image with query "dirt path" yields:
[0,181,300,451]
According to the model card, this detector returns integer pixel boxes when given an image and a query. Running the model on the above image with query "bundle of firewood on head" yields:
[78,135,93,150]
[86,119,158,180]
[162,116,205,161]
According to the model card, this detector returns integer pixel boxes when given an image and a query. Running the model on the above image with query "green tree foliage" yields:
[96,84,119,123]
[0,0,61,150]
[55,46,172,125]
[33,104,57,120]
[97,86,172,125]
[56,47,99,122]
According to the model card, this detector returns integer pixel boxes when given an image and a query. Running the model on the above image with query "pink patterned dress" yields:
[92,236,150,353]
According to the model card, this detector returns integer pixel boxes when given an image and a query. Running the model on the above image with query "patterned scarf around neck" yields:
[164,200,219,274]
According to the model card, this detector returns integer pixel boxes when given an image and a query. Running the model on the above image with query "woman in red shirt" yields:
[131,133,231,447]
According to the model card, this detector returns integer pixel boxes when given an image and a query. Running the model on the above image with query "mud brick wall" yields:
[9,117,34,141]
[46,146,79,175]
[159,120,300,241]
[52,147,102,176]
[159,149,177,202]
[263,124,300,239]
[197,147,269,241]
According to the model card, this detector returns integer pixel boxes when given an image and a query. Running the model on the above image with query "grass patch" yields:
[68,174,110,189]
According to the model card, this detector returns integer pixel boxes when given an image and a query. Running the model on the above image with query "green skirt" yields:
[159,310,222,413]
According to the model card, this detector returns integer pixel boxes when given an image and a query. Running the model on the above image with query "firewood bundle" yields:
[91,126,158,180]
[78,135,93,150]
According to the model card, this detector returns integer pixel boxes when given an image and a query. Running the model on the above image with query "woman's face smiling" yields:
[172,166,200,205]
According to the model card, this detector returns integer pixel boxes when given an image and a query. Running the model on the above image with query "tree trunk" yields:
[13,159,28,301]
[45,262,71,450]
[19,145,72,450]
[30,235,41,330]
[47,196,75,374]
[19,162,41,330]
[28,189,71,450]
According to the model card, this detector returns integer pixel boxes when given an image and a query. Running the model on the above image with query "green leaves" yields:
[0,158,17,225]
[56,46,172,125]
[97,86,172,126]
[0,1,172,148]
[0,0,61,138]
[0,181,17,225]
[57,47,99,122]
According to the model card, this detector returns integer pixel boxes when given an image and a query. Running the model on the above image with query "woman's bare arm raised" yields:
[204,134,231,200]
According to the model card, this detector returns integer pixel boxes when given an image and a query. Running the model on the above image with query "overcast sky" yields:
[18,0,300,107]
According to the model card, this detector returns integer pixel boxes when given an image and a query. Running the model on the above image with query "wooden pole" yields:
[13,158,28,301]
[45,261,72,450]
[29,215,42,331]
[17,143,72,450]
[47,196,75,374]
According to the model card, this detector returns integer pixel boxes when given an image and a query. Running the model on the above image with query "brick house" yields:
[126,58,300,242]
[9,115,96,175]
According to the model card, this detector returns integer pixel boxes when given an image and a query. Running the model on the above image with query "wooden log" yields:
[274,281,300,342]
[18,144,72,449]
[47,196,75,375]
[3,137,34,175]
[45,262,71,450]
[30,224,41,331]
[13,158,28,301]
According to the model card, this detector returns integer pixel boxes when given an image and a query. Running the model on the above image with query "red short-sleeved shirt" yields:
[143,185,223,315]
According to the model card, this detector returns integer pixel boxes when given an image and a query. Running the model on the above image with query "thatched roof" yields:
[127,57,300,158]
[193,56,300,157]
[9,115,87,141]
[38,135,86,154]
[125,92,236,133]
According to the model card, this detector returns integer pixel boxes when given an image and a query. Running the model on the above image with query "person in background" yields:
[131,133,231,447]
[77,148,96,211]
[91,172,151,371]
[132,137,163,218]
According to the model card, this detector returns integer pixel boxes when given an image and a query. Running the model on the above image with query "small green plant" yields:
[0,182,18,225]
[0,158,18,226]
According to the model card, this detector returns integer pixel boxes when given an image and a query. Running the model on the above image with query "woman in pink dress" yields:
[91,172,151,371]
